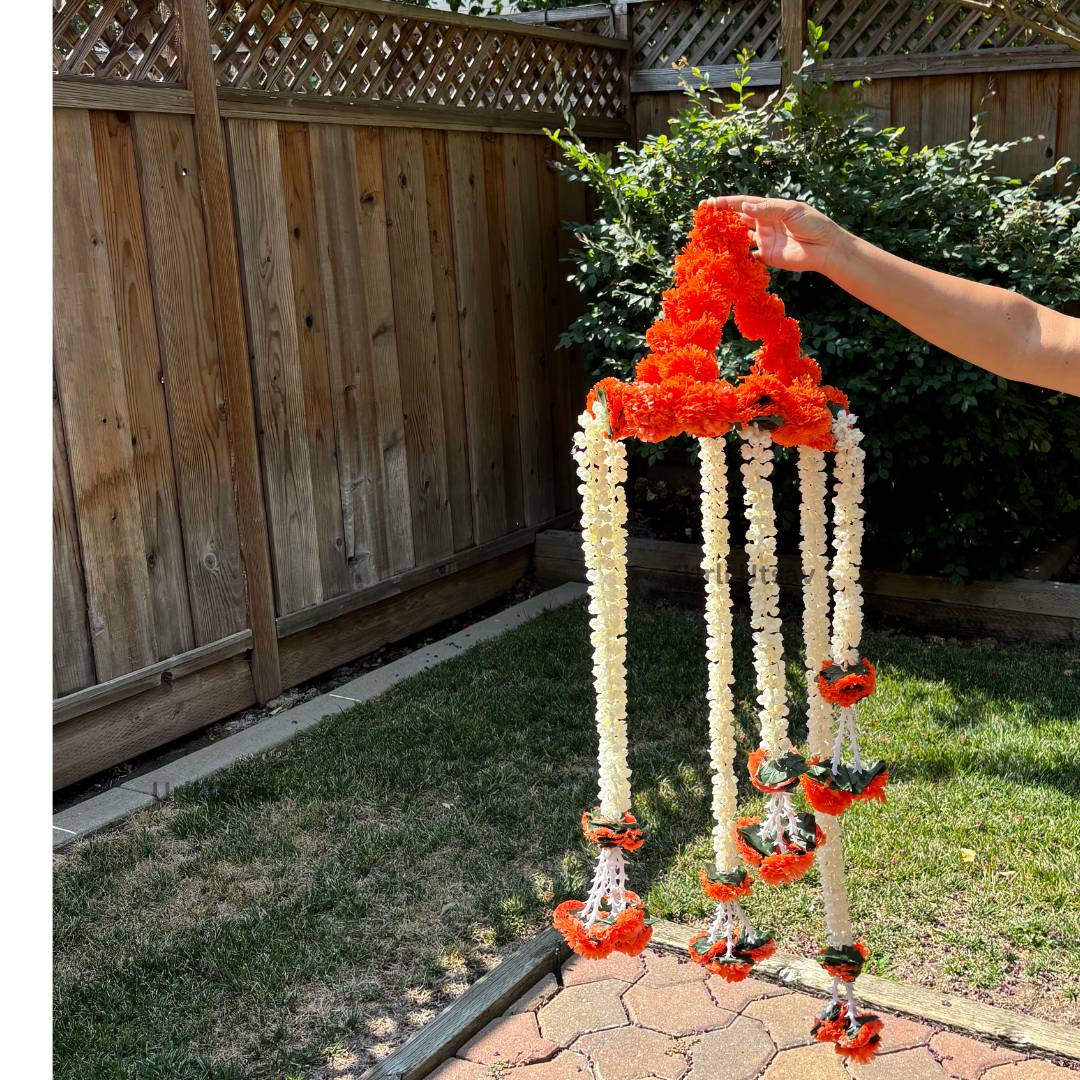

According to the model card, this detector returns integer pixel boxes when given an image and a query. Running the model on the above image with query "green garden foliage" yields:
[549,43,1080,579]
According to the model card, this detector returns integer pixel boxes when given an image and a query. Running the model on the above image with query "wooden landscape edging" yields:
[649,920,1080,1062]
[362,928,570,1080]
[534,529,1080,643]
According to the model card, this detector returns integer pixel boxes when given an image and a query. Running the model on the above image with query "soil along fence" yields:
[509,0,1080,174]
[52,0,628,787]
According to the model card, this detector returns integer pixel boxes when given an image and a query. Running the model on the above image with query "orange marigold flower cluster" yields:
[800,758,857,817]
[734,815,826,886]
[553,893,653,960]
[581,807,645,852]
[814,1004,884,1065]
[585,203,847,448]
[698,867,754,903]
[818,658,877,707]
[687,931,777,981]
[820,941,869,982]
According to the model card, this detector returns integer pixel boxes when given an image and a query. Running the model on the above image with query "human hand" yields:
[702,196,845,276]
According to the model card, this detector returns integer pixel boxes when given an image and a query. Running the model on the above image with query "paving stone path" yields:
[429,947,1078,1080]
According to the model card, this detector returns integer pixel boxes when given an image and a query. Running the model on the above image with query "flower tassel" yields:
[554,402,651,959]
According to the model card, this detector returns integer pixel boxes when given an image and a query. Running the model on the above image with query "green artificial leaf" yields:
[705,865,750,888]
[737,822,775,858]
[756,750,809,788]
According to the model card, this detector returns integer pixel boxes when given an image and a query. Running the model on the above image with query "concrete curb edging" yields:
[53,582,588,852]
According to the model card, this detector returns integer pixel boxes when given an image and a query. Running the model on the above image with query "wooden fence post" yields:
[780,0,810,85]
[175,0,283,702]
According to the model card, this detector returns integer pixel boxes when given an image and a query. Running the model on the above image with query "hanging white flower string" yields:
[806,411,884,1058]
[732,425,822,887]
[688,437,776,978]
[553,403,651,959]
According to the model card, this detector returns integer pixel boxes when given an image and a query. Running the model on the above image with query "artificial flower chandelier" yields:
[553,203,887,1064]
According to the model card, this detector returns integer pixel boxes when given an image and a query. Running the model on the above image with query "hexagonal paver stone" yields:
[743,991,829,1049]
[706,974,788,1014]
[928,1032,1023,1079]
[873,1013,934,1053]
[688,1015,776,1079]
[624,979,736,1037]
[847,1045,948,1079]
[562,951,645,987]
[507,974,561,1016]
[983,1061,1080,1079]
[460,1011,559,1067]
[504,1049,595,1079]
[428,1058,489,1079]
[538,979,629,1046]
[575,1025,689,1080]
[762,1043,849,1079]
[640,948,707,987]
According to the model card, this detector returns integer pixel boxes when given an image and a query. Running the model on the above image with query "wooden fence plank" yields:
[482,132,526,532]
[1002,69,1061,178]
[446,132,509,544]
[277,121,352,599]
[53,655,256,789]
[503,133,556,526]
[891,75,923,148]
[422,128,475,553]
[132,112,249,645]
[920,72,972,146]
[310,124,385,585]
[228,118,323,616]
[89,109,194,662]
[53,384,96,696]
[53,108,157,681]
[1057,68,1080,191]
[382,126,455,566]
[971,71,1008,145]
[555,162,590,515]
[536,138,574,515]
[177,0,283,701]
[53,630,253,724]
[354,127,416,577]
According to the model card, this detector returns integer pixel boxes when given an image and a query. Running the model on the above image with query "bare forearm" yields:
[822,231,1080,395]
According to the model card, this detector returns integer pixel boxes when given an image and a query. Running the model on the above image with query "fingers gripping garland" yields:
[554,204,886,1060]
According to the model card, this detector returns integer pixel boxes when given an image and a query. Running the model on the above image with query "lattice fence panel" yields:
[207,0,625,118]
[54,0,184,82]
[811,0,1080,58]
[631,0,781,70]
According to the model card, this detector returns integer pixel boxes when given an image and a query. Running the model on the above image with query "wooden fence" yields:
[52,0,628,787]
[53,0,1079,788]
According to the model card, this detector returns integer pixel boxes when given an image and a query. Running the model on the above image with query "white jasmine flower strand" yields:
[573,406,631,820]
[699,437,740,871]
[798,446,831,754]
[739,426,789,754]
[830,412,866,666]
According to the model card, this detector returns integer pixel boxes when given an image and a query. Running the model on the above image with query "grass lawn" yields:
[54,599,1080,1080]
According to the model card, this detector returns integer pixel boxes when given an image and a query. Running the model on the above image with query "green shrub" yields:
[550,44,1080,579]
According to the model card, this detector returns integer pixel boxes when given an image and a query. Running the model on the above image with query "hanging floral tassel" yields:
[688,437,775,981]
[807,411,884,1062]
[734,425,823,887]
[802,413,888,815]
[554,401,652,960]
